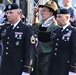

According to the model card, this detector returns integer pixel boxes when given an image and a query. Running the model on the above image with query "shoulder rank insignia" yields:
[30,35,35,44]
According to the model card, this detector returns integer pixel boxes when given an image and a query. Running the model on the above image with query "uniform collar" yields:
[11,19,21,29]
[42,16,55,27]
[61,22,70,31]
[63,5,71,9]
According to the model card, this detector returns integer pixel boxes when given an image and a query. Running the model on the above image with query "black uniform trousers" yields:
[48,56,70,75]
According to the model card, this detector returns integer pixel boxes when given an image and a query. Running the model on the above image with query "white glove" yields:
[0,12,5,23]
[69,71,76,75]
[21,72,30,75]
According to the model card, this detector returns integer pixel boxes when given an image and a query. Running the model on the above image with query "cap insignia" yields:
[8,5,11,9]
[57,9,60,13]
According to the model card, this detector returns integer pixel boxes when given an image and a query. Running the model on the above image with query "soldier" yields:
[48,8,76,75]
[32,0,59,75]
[62,0,76,21]
[0,3,35,75]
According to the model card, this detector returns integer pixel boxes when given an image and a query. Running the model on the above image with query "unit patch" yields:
[30,35,35,44]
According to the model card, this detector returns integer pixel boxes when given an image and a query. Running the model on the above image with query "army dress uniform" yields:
[0,20,36,75]
[48,24,76,75]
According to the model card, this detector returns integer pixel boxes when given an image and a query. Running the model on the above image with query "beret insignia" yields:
[8,5,11,9]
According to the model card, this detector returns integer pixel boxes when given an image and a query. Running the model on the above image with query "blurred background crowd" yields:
[0,0,76,25]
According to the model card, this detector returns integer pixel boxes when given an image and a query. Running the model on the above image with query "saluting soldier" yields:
[0,3,35,75]
[48,8,76,75]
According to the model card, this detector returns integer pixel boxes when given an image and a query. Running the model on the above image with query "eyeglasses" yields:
[40,10,50,13]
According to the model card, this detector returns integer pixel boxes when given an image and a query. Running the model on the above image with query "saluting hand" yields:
[69,71,76,75]
[32,6,39,14]
[21,72,30,75]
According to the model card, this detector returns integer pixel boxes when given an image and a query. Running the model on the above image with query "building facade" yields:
[1,0,75,23]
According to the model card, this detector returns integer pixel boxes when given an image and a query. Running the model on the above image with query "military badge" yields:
[8,5,11,9]
[51,32,56,39]
[62,30,72,41]
[3,29,6,34]
[62,36,65,40]
[56,8,60,14]
[67,37,70,41]
[15,32,23,39]
[15,34,17,38]
[16,41,19,45]
[1,29,6,37]
[66,29,69,31]
[30,35,35,44]
[63,30,72,37]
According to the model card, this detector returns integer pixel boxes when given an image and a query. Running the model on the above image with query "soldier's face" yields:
[56,14,67,26]
[6,9,20,24]
[40,7,52,21]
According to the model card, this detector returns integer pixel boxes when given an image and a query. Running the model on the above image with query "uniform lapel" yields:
[6,25,13,36]
[57,25,71,37]
[6,21,21,36]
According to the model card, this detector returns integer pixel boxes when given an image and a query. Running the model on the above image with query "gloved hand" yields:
[21,72,30,75]
[69,71,76,75]
[0,12,5,23]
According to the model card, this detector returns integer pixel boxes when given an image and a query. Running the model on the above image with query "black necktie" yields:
[59,28,63,33]
[10,25,14,30]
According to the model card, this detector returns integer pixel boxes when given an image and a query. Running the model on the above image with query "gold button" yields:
[7,42,9,44]
[56,43,58,45]
[7,37,10,39]
[6,52,8,55]
[55,48,57,50]
[65,40,66,41]
[67,61,69,63]
[57,38,59,41]
[54,53,57,55]
[6,47,8,49]
[21,60,23,62]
